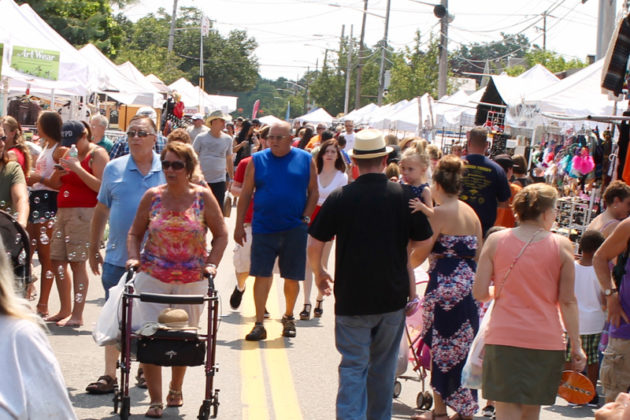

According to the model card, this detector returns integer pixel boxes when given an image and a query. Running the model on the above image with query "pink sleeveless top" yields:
[485,229,565,351]
[140,189,208,283]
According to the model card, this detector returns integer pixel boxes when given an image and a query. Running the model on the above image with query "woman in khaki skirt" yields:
[473,183,586,420]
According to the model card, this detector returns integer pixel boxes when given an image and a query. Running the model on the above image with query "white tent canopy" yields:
[0,0,90,96]
[295,107,334,124]
[145,73,170,94]
[168,78,237,114]
[342,103,379,123]
[117,61,164,104]
[258,115,284,125]
[525,59,616,118]
[79,44,160,107]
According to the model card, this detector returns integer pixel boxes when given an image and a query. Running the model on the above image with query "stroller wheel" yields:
[416,392,425,409]
[421,391,433,410]
[393,380,402,398]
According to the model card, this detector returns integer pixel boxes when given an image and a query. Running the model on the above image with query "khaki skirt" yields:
[482,344,564,405]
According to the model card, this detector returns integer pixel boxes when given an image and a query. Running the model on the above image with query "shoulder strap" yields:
[495,228,544,299]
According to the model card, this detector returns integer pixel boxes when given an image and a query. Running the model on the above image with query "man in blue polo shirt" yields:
[85,114,165,395]
[234,121,318,341]
[459,127,511,236]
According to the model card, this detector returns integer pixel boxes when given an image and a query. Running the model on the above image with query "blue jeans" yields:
[335,309,405,420]
[102,262,126,300]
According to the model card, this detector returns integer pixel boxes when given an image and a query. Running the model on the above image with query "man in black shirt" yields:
[308,129,433,420]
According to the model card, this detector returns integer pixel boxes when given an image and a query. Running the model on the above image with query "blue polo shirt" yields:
[97,153,165,267]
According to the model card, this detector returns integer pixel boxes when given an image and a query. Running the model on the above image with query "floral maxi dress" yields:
[421,234,479,416]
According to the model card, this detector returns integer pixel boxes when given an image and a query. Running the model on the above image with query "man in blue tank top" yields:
[235,122,318,340]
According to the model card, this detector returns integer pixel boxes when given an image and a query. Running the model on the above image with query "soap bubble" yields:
[74,293,83,303]
[14,233,21,244]
[33,196,40,204]
[63,191,70,198]
[39,234,49,245]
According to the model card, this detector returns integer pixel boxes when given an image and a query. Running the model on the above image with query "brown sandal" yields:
[166,387,183,407]
[85,375,117,394]
[411,411,448,420]
[145,403,163,418]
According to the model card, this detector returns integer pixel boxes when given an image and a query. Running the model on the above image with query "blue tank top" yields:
[252,148,312,234]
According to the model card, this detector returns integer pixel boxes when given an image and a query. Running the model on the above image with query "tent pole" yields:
[50,88,56,113]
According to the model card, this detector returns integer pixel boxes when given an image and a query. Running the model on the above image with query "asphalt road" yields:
[38,211,598,419]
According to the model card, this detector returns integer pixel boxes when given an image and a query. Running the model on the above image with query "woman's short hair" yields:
[160,141,198,180]
[37,111,62,143]
[603,180,630,206]
[167,128,192,144]
[512,183,558,222]
[432,154,464,195]
[315,139,346,173]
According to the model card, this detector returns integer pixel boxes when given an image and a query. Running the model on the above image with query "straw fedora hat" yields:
[205,110,232,125]
[157,308,191,330]
[349,129,393,159]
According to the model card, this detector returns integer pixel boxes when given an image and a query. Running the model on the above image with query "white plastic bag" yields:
[92,271,130,346]
[461,300,494,389]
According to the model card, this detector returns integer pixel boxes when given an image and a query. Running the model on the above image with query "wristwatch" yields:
[302,216,311,224]
[604,288,618,296]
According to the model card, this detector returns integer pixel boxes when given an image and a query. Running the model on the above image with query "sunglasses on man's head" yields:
[161,160,186,170]
[127,130,154,138]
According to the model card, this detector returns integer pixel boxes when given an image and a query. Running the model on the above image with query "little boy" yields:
[568,230,606,406]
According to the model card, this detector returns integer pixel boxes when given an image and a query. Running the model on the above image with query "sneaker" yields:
[229,286,244,309]
[482,405,495,418]
[587,395,600,407]
[245,322,267,341]
[281,315,296,338]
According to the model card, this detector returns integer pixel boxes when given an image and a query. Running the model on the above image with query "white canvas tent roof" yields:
[145,74,170,94]
[525,59,615,117]
[342,103,379,123]
[118,61,164,104]
[0,0,90,96]
[79,44,160,107]
[295,107,334,124]
[168,78,237,114]
[385,94,435,133]
[258,115,284,125]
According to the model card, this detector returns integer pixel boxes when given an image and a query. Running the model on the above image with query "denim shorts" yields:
[102,262,126,300]
[250,224,308,280]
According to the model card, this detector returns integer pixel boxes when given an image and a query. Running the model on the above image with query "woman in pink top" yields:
[127,141,228,418]
[474,183,586,420]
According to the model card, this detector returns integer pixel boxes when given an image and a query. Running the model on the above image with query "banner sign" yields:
[11,45,60,81]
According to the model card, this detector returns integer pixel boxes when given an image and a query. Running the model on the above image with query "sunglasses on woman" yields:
[161,160,186,170]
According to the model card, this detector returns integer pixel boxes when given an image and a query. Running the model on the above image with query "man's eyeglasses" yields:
[127,130,154,138]
[161,160,186,170]
[267,135,286,141]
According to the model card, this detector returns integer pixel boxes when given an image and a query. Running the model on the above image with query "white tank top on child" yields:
[31,143,58,192]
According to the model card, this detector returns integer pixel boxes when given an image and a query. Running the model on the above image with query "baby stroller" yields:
[114,269,220,419]
[393,279,433,410]
[0,209,31,296]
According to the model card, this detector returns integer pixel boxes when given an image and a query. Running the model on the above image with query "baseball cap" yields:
[136,106,157,122]
[61,120,86,147]
[192,113,204,121]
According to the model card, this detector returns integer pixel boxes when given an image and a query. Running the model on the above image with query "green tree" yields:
[17,0,124,55]
[387,32,442,102]
[523,49,587,73]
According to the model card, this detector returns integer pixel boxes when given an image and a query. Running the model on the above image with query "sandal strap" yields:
[149,403,164,409]
[168,388,183,397]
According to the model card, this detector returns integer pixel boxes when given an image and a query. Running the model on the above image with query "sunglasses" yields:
[161,160,186,170]
[0,136,6,142]
[127,130,154,138]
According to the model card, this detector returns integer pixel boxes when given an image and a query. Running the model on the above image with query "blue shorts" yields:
[250,224,308,280]
[102,262,126,300]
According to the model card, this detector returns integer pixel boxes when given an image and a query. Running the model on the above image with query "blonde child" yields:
[401,140,434,218]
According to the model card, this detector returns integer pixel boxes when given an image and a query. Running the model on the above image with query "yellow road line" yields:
[241,281,269,420]
[264,278,303,420]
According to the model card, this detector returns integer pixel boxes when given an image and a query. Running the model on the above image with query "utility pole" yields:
[338,25,345,76]
[437,0,448,99]
[377,0,392,105]
[344,25,353,114]
[168,0,178,53]
[542,11,547,51]
[355,0,368,109]
[596,0,617,60]
[305,67,310,115]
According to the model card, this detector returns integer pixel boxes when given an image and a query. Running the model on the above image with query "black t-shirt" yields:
[459,154,511,235]
[308,173,433,316]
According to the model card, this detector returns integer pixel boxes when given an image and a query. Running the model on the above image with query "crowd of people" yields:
[2,106,630,420]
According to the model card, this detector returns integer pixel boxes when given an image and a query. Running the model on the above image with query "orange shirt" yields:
[485,230,565,351]
[305,134,321,150]
[494,183,521,228]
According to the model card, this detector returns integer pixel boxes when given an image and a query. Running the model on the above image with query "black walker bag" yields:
[136,330,205,366]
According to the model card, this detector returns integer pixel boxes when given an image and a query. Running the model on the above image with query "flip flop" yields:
[557,370,596,405]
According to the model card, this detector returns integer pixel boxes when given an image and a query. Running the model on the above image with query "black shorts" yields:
[28,190,58,224]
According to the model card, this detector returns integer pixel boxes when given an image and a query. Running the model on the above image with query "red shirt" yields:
[234,156,254,223]
[58,153,97,208]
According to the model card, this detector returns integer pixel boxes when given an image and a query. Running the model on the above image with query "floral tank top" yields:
[140,189,208,283]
